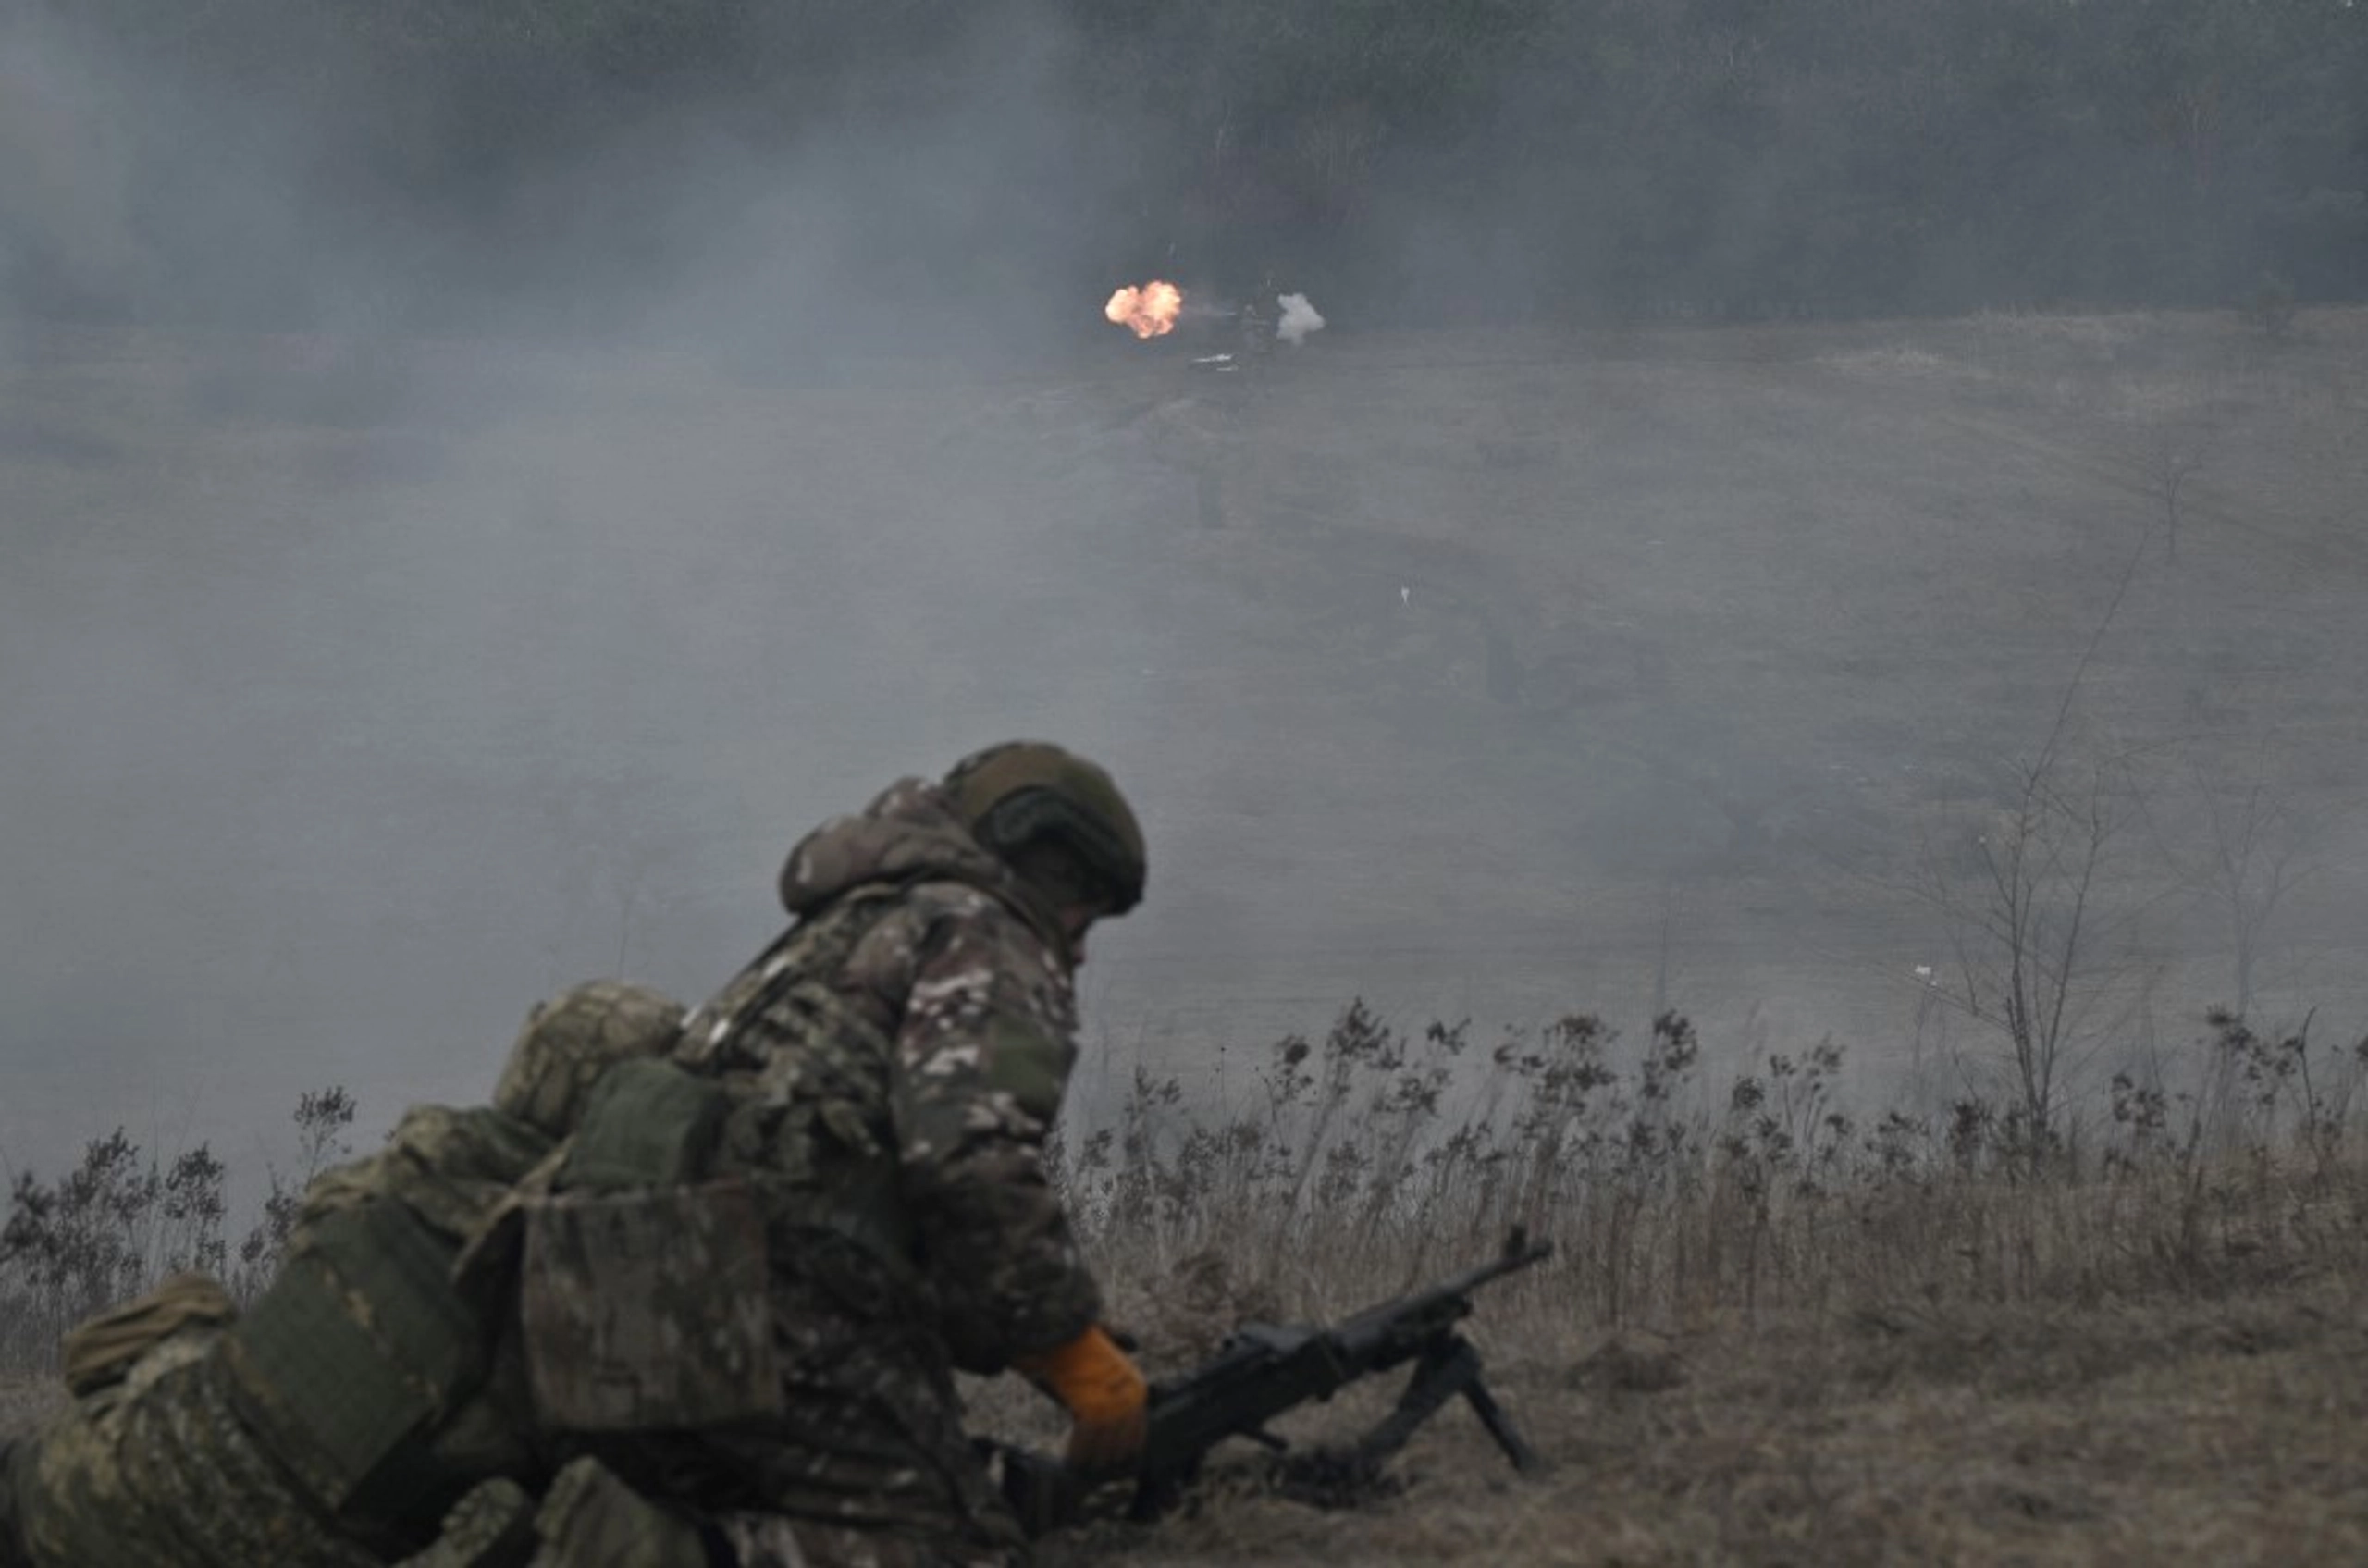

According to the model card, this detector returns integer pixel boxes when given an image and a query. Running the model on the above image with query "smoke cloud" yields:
[2,1,2365,1213]
[1276,292,1326,346]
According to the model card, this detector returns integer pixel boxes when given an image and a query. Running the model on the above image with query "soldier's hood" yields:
[777,777,1069,954]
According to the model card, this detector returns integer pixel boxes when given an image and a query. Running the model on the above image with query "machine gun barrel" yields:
[992,1230,1551,1534]
[1330,1229,1553,1360]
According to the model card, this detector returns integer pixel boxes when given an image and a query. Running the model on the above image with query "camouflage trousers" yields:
[10,1329,383,1568]
[8,1253,1029,1568]
[7,1331,712,1568]
[581,1395,1027,1568]
[412,1452,1023,1568]
[4,1371,988,1568]
[576,1239,1028,1568]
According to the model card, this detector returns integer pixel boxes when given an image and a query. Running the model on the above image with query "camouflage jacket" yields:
[675,776,1102,1372]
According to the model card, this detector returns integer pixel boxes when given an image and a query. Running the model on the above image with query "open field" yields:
[1018,994,2368,1565]
[16,1003,2368,1566]
[1033,1277,2368,1566]
[10,1271,2366,1564]
[7,307,2368,1187]
[7,307,2368,1559]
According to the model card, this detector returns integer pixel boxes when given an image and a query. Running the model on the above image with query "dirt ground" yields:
[8,1269,2362,1565]
[1033,1274,2368,1566]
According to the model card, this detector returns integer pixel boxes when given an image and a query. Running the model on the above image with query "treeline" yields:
[0,1088,354,1369]
[9,0,2367,333]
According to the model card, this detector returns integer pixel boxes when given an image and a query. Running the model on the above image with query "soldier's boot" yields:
[738,1517,1016,1568]
[392,1477,539,1568]
[528,1457,713,1568]
[708,1514,810,1568]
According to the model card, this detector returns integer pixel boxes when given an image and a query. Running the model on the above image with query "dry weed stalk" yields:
[6,1011,2365,1382]
[1061,1001,2368,1351]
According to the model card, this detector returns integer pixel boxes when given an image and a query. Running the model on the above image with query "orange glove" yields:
[1013,1325,1149,1477]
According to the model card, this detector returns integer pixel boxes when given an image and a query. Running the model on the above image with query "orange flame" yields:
[1104,279,1183,339]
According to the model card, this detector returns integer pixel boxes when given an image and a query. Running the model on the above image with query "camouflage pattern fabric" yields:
[730,1512,1003,1568]
[518,1179,778,1433]
[9,1105,565,1568]
[13,1325,383,1568]
[0,895,1072,1568]
[59,1270,236,1396]
[390,1457,733,1568]
[604,775,1107,1562]
[494,981,687,1140]
[524,1456,709,1568]
[222,1196,494,1528]
[709,1512,811,1567]
[268,1103,568,1509]
[299,1103,556,1257]
[553,1057,733,1194]
[3,985,685,1568]
[704,775,1103,1357]
[390,1476,536,1568]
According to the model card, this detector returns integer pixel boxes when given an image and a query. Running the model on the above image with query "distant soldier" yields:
[1235,295,1274,361]
[538,740,1152,1566]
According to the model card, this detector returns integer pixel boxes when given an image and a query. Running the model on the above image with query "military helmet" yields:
[945,741,1146,915]
[494,980,687,1138]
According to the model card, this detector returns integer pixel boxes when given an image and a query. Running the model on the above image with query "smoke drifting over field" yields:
[0,5,1153,1183]
[1276,295,1326,347]
[4,1,2368,1204]
[11,4,2367,339]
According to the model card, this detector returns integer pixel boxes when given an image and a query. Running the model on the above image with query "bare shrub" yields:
[0,1085,353,1372]
[0,1131,226,1370]
[10,1006,2366,1409]
[1062,998,2368,1352]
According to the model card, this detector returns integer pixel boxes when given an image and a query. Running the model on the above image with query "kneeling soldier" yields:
[529,741,1152,1566]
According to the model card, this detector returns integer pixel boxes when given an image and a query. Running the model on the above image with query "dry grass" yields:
[997,999,2368,1563]
[10,309,2368,1556]
[11,1003,2368,1563]
[1037,1285,2368,1565]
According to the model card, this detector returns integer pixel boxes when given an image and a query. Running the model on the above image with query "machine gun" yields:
[996,1228,1551,1532]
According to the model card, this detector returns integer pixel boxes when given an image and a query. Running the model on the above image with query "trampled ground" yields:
[11,1265,2366,1564]
[1034,1269,2368,1566]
